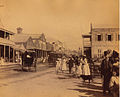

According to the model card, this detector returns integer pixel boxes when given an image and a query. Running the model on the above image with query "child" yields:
[109,69,119,97]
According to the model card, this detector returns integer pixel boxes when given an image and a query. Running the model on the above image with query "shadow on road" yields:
[68,82,112,97]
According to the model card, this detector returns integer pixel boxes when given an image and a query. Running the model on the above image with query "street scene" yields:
[0,0,119,97]
[0,63,113,97]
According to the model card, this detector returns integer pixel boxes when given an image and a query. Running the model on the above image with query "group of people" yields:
[101,50,119,97]
[55,55,91,81]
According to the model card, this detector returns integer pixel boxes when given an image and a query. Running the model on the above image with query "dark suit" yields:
[101,57,113,93]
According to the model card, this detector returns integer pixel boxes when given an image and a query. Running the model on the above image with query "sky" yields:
[0,0,119,50]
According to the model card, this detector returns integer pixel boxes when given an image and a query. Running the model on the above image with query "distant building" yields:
[82,25,119,58]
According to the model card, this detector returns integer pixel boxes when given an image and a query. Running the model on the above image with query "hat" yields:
[104,51,108,56]
[112,50,119,58]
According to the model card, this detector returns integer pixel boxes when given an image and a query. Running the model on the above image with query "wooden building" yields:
[0,28,16,62]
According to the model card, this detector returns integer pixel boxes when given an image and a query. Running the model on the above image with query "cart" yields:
[22,50,37,72]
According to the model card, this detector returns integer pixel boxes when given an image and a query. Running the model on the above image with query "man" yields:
[101,50,113,94]
[68,57,74,74]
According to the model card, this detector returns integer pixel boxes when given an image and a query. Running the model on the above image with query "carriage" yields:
[21,50,37,72]
[48,52,63,66]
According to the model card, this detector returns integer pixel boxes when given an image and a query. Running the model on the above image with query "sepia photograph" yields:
[0,0,119,97]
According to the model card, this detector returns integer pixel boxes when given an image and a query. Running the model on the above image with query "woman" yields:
[56,58,62,74]
[76,58,83,78]
[62,57,67,72]
[81,57,91,82]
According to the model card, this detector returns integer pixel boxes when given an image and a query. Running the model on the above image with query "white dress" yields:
[62,59,67,71]
[82,59,90,75]
[76,63,82,76]
[0,58,4,65]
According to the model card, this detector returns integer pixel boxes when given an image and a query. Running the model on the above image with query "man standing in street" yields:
[68,57,74,74]
[101,50,113,95]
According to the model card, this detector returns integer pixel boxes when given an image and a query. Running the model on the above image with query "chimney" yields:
[17,27,23,34]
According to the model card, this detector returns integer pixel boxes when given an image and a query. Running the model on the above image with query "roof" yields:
[11,33,31,43]
[92,28,119,32]
[82,34,91,38]
[15,44,26,52]
[0,28,14,35]
[27,34,42,39]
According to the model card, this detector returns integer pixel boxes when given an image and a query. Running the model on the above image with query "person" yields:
[62,57,67,72]
[82,57,91,76]
[74,56,79,77]
[101,50,113,95]
[56,58,62,74]
[76,58,83,78]
[109,70,119,97]
[68,57,74,74]
[0,57,4,65]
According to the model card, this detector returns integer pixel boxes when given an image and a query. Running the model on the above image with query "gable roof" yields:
[11,33,31,43]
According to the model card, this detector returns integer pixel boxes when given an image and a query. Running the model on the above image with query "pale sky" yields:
[0,0,119,50]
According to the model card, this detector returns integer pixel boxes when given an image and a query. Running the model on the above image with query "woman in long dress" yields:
[76,58,83,78]
[81,58,91,82]
[62,58,67,72]
[56,58,62,74]
[82,58,90,75]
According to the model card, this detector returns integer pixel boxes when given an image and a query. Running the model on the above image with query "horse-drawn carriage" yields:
[21,50,37,72]
[48,52,63,66]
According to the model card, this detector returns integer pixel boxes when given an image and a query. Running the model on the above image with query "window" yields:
[108,35,111,41]
[97,35,101,41]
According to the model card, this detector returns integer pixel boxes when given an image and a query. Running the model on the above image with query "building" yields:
[30,33,48,58]
[91,27,119,58]
[82,25,119,58]
[82,34,91,58]
[0,28,16,62]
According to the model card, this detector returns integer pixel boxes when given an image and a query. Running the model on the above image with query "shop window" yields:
[97,35,101,41]
[108,35,111,41]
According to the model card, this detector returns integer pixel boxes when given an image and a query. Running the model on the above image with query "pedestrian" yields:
[83,57,90,74]
[74,56,79,77]
[0,57,4,65]
[76,58,83,78]
[109,69,119,97]
[81,57,91,82]
[68,57,74,74]
[56,58,62,74]
[101,50,113,95]
[61,57,67,73]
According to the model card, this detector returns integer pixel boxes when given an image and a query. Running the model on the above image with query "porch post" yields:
[4,45,5,59]
[13,48,15,62]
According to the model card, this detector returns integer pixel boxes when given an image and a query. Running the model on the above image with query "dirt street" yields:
[0,64,111,97]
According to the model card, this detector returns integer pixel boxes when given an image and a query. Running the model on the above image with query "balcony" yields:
[83,41,91,47]
[0,38,15,47]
